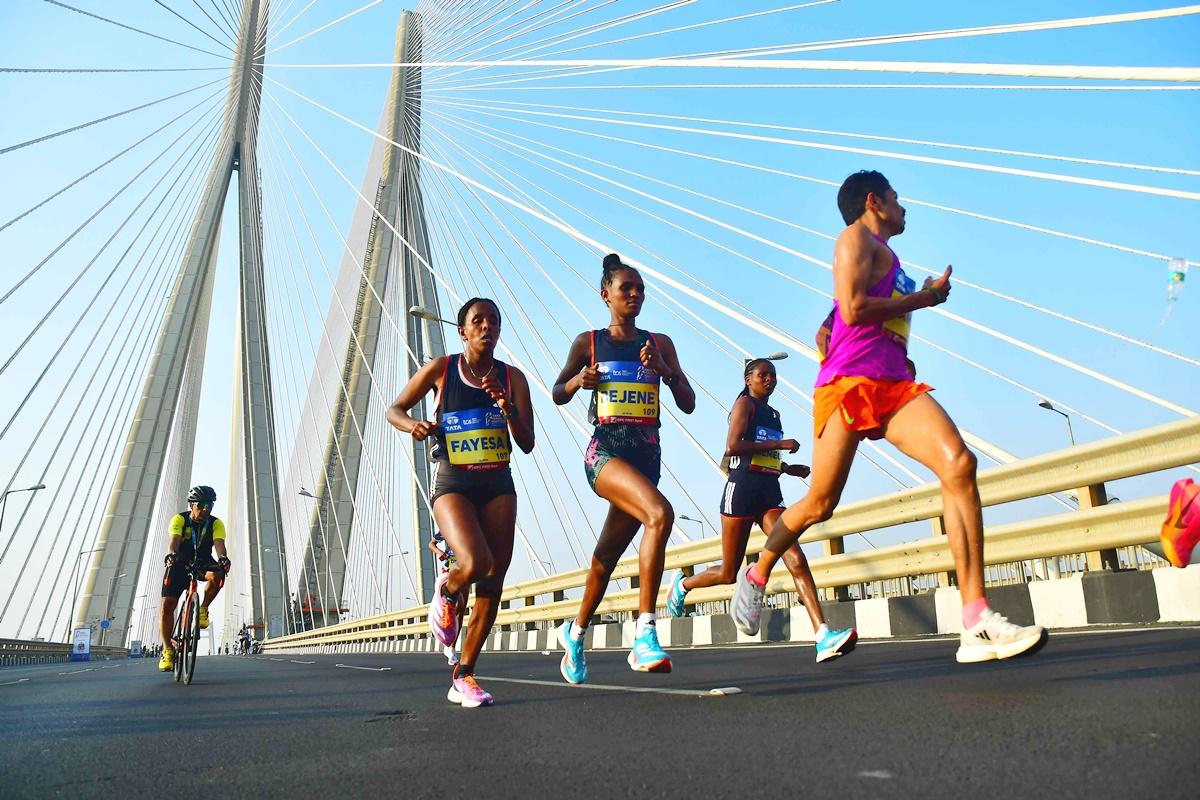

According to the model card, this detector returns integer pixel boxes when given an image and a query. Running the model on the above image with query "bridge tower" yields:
[75,0,289,644]
[298,10,444,629]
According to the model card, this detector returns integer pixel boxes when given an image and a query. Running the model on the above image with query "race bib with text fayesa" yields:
[442,407,510,470]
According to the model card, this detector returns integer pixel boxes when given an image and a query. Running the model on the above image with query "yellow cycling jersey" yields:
[169,513,226,552]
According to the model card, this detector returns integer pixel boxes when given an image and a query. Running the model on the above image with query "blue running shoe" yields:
[628,624,672,673]
[558,621,588,684]
[815,627,857,663]
[666,571,688,618]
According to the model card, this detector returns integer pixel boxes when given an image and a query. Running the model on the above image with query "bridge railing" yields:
[265,417,1199,650]
[0,638,130,666]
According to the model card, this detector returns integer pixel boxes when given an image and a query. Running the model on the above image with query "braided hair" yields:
[737,358,775,401]
[601,252,637,290]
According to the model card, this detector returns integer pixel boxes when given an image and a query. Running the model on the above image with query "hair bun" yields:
[602,253,623,269]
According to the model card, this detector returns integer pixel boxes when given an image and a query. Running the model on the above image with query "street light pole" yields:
[101,572,128,646]
[1037,399,1075,446]
[0,483,47,539]
[66,547,104,642]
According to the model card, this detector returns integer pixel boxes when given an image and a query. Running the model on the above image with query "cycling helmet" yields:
[187,485,217,504]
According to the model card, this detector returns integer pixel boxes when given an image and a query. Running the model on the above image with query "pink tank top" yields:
[816,236,916,386]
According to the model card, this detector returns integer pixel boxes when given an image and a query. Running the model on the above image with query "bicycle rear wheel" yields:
[172,605,185,683]
[183,595,200,685]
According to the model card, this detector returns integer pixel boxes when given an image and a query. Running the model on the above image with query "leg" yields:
[771,507,827,631]
[591,457,674,616]
[432,495,497,599]
[457,494,517,671]
[574,502,643,629]
[160,597,178,647]
[201,571,223,607]
[683,515,752,591]
[754,416,861,581]
[882,394,984,604]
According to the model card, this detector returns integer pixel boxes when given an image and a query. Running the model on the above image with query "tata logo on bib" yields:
[442,414,460,427]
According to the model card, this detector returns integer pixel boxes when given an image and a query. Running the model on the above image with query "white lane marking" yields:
[478,675,741,698]
[335,664,392,672]
[268,658,285,662]
[58,668,95,675]
[289,659,315,664]
[0,678,31,686]
[858,770,894,780]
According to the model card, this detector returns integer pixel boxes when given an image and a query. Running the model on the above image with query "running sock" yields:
[962,598,989,629]
[454,663,474,679]
[569,623,586,642]
[746,564,767,587]
[636,613,656,634]
[814,623,829,641]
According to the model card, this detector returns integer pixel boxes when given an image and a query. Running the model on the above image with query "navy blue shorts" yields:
[719,473,784,519]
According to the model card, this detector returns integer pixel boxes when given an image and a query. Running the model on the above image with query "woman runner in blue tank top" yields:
[551,253,695,683]
[664,359,857,662]
[386,298,535,707]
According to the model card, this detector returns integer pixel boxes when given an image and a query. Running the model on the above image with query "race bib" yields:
[749,425,783,474]
[441,407,510,470]
[595,360,659,425]
[882,266,916,347]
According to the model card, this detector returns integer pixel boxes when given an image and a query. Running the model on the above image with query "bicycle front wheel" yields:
[183,597,200,685]
[172,605,185,683]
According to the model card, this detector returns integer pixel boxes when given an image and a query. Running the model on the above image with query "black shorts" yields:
[429,463,516,508]
[719,473,784,520]
[161,559,224,599]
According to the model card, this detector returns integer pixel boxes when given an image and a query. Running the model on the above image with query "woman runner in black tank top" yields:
[387,298,535,707]
[665,359,857,663]
[551,254,695,683]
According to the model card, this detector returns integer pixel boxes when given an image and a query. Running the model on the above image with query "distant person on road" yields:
[387,297,536,708]
[428,530,462,666]
[159,485,231,672]
[731,170,1045,663]
[552,253,696,684]
[667,358,857,662]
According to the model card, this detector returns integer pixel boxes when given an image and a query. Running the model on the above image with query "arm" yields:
[385,356,449,440]
[165,515,183,564]
[212,519,228,560]
[781,462,811,479]
[833,226,949,326]
[551,332,598,405]
[482,365,536,454]
[643,333,695,414]
[723,397,801,458]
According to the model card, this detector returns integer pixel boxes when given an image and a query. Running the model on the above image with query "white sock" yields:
[637,612,656,634]
[815,623,830,640]
[569,622,586,641]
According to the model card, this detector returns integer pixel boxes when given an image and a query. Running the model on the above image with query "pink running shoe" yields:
[447,673,493,708]
[428,572,460,647]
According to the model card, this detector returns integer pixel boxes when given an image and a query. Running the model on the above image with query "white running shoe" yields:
[444,644,459,666]
[730,564,765,636]
[956,608,1045,663]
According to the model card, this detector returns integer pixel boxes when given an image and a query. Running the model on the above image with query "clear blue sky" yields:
[0,1,1196,642]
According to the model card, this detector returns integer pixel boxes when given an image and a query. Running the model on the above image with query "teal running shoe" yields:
[815,627,857,663]
[666,571,687,618]
[558,621,588,684]
[627,624,672,673]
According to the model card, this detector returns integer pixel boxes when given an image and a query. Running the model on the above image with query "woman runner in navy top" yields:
[552,253,695,683]
[387,298,535,707]
[665,358,856,662]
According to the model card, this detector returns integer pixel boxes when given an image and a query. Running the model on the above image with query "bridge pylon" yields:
[297,10,444,629]
[75,0,289,644]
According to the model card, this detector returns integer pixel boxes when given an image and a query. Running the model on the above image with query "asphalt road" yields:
[2,627,1197,799]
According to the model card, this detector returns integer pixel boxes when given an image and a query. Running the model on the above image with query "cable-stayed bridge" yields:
[0,4,1198,792]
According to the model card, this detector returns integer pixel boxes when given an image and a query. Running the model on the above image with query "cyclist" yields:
[158,485,231,672]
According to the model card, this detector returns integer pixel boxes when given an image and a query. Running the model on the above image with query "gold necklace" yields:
[463,355,493,384]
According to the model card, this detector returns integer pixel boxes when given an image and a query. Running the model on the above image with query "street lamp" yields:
[0,483,46,537]
[1037,399,1075,446]
[677,514,706,542]
[385,552,409,609]
[66,546,105,642]
[101,572,128,646]
[409,306,454,326]
[743,352,789,366]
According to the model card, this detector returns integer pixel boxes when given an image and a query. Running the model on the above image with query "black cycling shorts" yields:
[719,473,784,520]
[161,559,224,599]
[429,463,516,509]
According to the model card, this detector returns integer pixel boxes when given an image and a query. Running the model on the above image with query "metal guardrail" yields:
[266,417,1200,650]
[0,638,130,666]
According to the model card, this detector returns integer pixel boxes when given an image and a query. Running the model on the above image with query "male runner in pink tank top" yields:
[732,170,1045,664]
